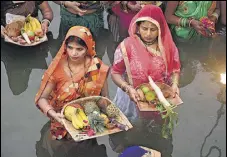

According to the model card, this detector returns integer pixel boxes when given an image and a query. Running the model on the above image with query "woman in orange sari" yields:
[35,26,109,140]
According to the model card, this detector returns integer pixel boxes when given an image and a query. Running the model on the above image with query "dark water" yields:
[1,2,226,157]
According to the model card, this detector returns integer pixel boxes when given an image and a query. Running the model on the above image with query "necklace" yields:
[67,57,86,91]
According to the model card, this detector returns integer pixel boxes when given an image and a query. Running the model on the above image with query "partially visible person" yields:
[1,1,53,35]
[109,116,173,157]
[165,1,220,42]
[53,1,107,60]
[119,145,161,157]
[104,1,164,65]
[111,5,180,120]
[111,1,142,42]
[35,26,109,140]
[220,1,226,25]
[216,1,226,36]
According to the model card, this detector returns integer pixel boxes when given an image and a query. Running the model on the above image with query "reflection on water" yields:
[1,32,60,95]
[200,103,225,157]
[36,121,108,157]
[1,39,48,95]
[1,3,226,157]
[109,115,173,157]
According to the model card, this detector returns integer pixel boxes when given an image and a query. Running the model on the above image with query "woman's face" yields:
[66,41,87,61]
[138,21,159,43]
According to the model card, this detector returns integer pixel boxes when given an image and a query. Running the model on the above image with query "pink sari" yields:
[112,1,138,38]
[112,5,180,119]
[112,5,181,88]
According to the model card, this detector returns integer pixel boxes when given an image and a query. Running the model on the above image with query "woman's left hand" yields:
[41,21,49,34]
[171,83,179,98]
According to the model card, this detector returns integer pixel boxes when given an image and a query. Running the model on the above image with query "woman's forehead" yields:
[139,21,157,28]
[67,42,84,47]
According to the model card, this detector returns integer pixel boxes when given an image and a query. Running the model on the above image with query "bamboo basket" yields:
[4,33,48,47]
[136,82,183,112]
[61,96,133,142]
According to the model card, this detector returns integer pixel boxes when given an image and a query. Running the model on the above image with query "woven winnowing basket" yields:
[136,82,183,112]
[60,96,133,142]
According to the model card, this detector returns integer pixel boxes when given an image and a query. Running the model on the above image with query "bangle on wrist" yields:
[125,84,132,94]
[177,17,182,26]
[188,18,194,27]
[41,19,51,27]
[120,82,128,92]
[211,12,219,22]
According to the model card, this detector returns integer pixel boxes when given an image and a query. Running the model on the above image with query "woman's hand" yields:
[64,1,87,16]
[41,21,49,34]
[127,85,140,103]
[191,19,205,35]
[48,109,64,125]
[171,83,179,98]
[127,2,142,12]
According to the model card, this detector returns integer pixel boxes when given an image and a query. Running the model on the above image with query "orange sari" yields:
[35,26,109,140]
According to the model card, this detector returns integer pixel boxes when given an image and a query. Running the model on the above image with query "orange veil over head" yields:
[35,26,97,104]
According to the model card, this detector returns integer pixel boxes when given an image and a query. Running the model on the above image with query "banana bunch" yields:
[23,14,41,33]
[72,108,89,129]
[64,105,89,130]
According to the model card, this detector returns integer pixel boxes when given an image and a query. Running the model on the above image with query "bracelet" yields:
[41,19,51,27]
[120,82,128,91]
[180,18,189,27]
[188,18,194,27]
[211,12,219,21]
[177,17,182,26]
[125,84,133,94]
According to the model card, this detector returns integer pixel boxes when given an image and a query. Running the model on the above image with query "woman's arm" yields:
[53,1,96,16]
[37,80,64,124]
[209,2,221,23]
[37,81,55,115]
[164,1,180,26]
[101,79,110,98]
[38,1,53,34]
[165,1,204,35]
[111,73,140,103]
[170,72,180,97]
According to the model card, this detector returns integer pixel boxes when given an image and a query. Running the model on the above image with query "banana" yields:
[78,109,89,122]
[72,114,84,129]
[64,106,76,121]
[30,17,37,32]
[76,109,89,127]
[33,17,41,30]
[23,14,41,33]
[72,114,82,129]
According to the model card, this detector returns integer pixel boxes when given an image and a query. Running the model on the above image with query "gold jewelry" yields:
[211,12,219,22]
[120,82,128,90]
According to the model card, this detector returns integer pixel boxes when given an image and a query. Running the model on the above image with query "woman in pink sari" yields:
[111,5,181,119]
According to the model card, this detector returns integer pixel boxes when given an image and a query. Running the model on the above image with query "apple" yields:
[27,30,35,41]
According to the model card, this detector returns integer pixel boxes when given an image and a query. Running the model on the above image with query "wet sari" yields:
[35,26,109,140]
[171,1,217,41]
[111,5,180,120]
